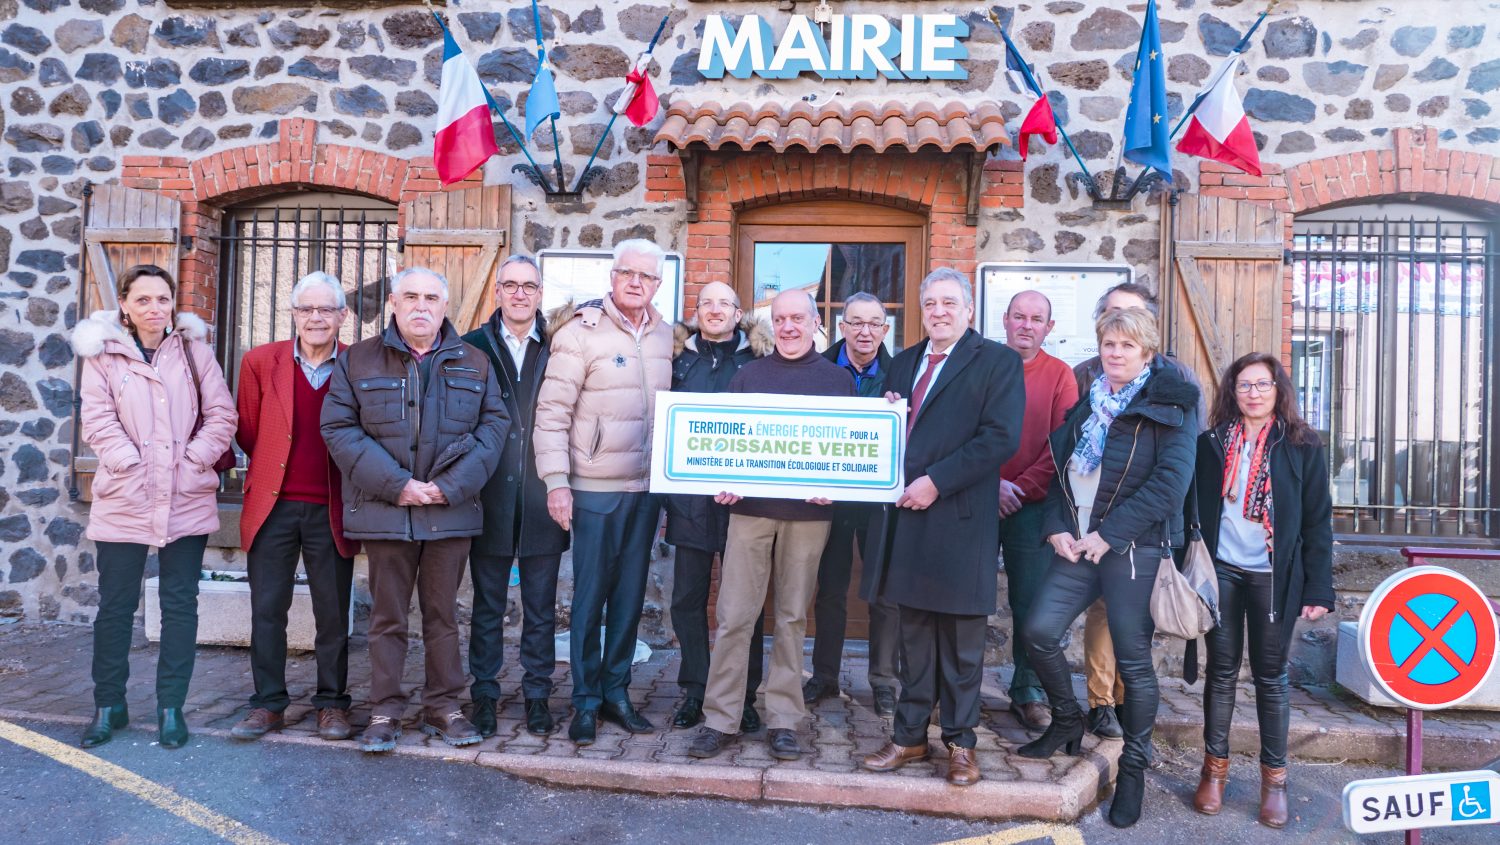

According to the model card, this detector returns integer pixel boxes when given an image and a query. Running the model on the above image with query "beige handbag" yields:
[1150,476,1220,641]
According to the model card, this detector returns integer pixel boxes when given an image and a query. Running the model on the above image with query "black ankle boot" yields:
[81,705,129,748]
[158,707,189,749]
[1016,703,1084,759]
[1108,765,1146,828]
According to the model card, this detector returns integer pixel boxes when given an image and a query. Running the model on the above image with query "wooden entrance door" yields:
[733,199,927,640]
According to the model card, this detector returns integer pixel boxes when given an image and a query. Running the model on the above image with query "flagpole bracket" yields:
[1087,168,1166,210]
[512,162,554,192]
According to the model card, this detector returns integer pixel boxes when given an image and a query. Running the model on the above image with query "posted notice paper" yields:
[649,392,907,503]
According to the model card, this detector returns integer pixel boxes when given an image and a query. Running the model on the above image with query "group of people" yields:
[72,243,1332,830]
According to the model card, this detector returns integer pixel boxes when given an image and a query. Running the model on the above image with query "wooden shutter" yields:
[1166,194,1288,392]
[73,184,183,501]
[399,185,511,334]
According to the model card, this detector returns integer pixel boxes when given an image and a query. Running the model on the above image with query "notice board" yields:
[976,262,1134,367]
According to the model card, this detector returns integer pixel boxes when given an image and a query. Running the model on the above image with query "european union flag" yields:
[1122,0,1172,180]
[525,49,560,139]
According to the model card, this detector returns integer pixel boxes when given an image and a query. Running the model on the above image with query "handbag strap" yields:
[180,335,206,435]
[1186,469,1202,536]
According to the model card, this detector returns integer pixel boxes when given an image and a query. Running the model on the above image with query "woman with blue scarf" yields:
[1017,307,1200,828]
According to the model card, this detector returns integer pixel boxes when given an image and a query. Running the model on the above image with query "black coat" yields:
[663,319,770,552]
[862,329,1025,616]
[322,318,509,541]
[1041,356,1200,554]
[462,310,569,558]
[1194,420,1336,649]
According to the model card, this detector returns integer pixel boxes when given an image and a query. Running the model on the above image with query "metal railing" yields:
[1291,218,1499,541]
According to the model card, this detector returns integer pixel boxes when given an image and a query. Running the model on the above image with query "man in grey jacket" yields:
[322,267,508,753]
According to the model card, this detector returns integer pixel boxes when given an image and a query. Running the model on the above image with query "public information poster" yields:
[650,393,906,503]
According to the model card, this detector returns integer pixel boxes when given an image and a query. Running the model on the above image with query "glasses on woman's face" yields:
[1235,379,1276,395]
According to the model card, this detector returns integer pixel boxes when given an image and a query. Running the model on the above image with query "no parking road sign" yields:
[1358,566,1499,710]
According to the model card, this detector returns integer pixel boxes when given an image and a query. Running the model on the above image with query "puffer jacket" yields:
[321,318,508,541]
[1042,356,1200,556]
[533,295,673,493]
[663,316,772,552]
[73,309,237,547]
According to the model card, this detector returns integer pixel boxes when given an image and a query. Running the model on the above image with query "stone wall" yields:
[1,1,1497,678]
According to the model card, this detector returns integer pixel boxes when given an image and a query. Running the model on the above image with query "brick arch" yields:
[119,118,479,322]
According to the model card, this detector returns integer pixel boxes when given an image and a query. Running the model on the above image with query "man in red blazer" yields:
[231,272,359,742]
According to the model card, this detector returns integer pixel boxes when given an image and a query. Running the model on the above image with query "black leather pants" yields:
[1203,563,1289,768]
[1023,549,1159,771]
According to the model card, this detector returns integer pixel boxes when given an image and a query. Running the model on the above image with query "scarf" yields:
[1222,420,1275,553]
[1071,366,1151,474]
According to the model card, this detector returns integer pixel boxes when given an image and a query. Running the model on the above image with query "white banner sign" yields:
[1343,770,1498,834]
[650,392,906,503]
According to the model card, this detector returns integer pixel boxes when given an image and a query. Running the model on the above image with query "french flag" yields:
[1176,52,1262,177]
[434,18,498,186]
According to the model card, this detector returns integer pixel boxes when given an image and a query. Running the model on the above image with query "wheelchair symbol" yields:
[1451,782,1491,820]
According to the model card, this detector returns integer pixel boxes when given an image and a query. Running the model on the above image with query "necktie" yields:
[906,352,947,434]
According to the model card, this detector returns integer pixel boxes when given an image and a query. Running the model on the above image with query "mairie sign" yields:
[1357,565,1499,710]
[698,13,970,81]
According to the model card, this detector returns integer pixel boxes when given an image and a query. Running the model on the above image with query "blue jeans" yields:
[568,491,660,712]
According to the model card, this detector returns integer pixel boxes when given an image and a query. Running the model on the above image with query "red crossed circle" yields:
[1361,567,1498,710]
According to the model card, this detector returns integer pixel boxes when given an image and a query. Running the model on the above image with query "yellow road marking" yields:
[0,719,287,845]
[937,822,1086,845]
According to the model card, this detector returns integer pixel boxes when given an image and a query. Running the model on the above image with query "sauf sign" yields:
[698,13,970,81]
[1343,770,1500,834]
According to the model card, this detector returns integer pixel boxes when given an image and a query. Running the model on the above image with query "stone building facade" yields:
[1,0,1497,678]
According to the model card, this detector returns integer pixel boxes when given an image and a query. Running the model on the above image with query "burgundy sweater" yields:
[727,348,855,522]
[281,369,333,505]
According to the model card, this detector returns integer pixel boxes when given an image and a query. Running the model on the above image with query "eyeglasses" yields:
[292,306,341,319]
[841,320,886,334]
[1235,380,1276,395]
[500,281,540,295]
[612,268,661,284]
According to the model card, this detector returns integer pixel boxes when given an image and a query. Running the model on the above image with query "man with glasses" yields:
[232,272,359,742]
[461,255,570,738]
[534,239,674,746]
[804,292,902,716]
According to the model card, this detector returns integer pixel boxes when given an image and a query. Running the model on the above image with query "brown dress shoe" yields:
[1193,754,1229,815]
[317,708,353,741]
[1259,764,1288,828]
[862,740,930,772]
[946,743,982,786]
[230,708,284,740]
[1011,701,1053,732]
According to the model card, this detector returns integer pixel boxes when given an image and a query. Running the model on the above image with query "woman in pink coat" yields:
[71,264,237,749]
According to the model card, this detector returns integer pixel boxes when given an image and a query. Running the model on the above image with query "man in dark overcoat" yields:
[861,268,1025,786]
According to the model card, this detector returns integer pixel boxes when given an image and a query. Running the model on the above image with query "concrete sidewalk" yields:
[1,621,1494,821]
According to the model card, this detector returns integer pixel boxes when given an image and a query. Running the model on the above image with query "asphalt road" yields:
[0,718,1491,845]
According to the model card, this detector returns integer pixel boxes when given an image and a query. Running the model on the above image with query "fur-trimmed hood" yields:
[71,309,209,359]
[672,315,773,358]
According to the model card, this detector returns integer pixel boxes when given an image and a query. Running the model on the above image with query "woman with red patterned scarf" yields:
[1190,352,1335,830]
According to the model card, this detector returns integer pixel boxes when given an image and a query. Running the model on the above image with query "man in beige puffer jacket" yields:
[533,239,674,746]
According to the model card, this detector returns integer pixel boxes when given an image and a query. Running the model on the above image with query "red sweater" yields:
[281,370,332,505]
[999,349,1080,503]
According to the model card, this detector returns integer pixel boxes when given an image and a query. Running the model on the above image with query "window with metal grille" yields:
[1290,202,1498,541]
[214,192,400,496]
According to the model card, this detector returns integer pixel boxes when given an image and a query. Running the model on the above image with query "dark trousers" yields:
[469,552,563,701]
[569,491,659,712]
[92,535,208,709]
[671,545,763,705]
[246,500,353,712]
[892,606,987,749]
[365,537,471,720]
[999,501,1050,705]
[1023,550,1159,771]
[1204,563,1289,767]
[810,518,901,691]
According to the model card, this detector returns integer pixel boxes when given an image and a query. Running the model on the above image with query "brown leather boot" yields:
[1259,764,1288,828]
[1193,754,1230,815]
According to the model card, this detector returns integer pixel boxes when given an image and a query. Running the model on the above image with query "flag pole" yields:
[426,4,554,191]
[987,9,1097,189]
[531,0,568,193]
[572,14,670,193]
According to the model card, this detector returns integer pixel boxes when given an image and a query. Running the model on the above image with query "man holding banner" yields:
[688,290,855,763]
[861,268,1025,787]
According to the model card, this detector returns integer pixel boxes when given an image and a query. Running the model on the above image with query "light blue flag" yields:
[525,50,560,139]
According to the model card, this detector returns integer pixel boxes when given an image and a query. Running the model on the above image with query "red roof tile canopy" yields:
[654,99,1010,154]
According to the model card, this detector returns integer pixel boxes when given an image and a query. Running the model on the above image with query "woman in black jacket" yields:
[1019,307,1199,829]
[1191,352,1333,829]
